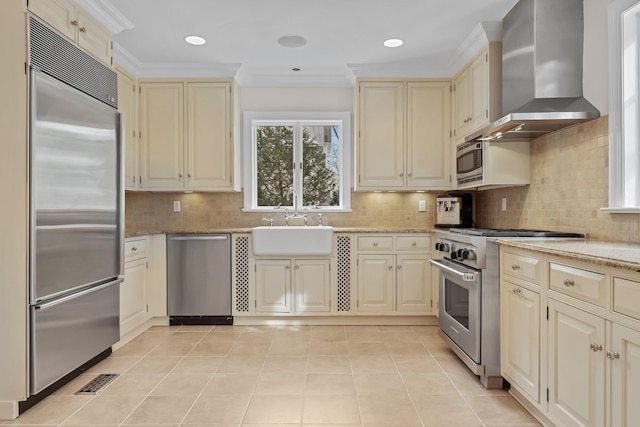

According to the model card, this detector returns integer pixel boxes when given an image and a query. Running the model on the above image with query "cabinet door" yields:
[357,81,404,188]
[547,300,605,427]
[453,68,470,139]
[186,82,233,190]
[469,50,488,133]
[76,11,112,65]
[611,323,640,427]
[396,254,431,312]
[255,260,291,313]
[406,81,451,189]
[117,69,138,190]
[357,254,394,312]
[501,281,540,402]
[28,0,77,41]
[121,258,149,337]
[294,259,330,312]
[139,83,184,189]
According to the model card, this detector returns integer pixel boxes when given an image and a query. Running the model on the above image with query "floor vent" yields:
[75,373,118,395]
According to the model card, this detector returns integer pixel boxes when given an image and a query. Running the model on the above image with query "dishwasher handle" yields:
[169,235,229,241]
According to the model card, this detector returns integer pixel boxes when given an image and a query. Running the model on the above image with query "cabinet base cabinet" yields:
[357,255,395,312]
[501,281,540,403]
[396,255,432,312]
[255,260,291,313]
[121,258,149,337]
[294,260,331,312]
[547,300,606,427]
[611,324,640,427]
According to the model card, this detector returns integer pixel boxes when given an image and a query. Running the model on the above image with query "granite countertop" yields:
[497,238,640,272]
[125,227,435,238]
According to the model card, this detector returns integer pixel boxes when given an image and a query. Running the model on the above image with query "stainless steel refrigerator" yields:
[28,60,123,393]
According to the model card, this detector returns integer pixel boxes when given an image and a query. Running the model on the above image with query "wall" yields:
[125,191,438,233]
[475,116,640,242]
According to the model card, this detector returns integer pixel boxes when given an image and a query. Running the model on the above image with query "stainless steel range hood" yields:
[469,0,599,142]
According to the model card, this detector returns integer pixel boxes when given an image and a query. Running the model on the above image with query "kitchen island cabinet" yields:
[499,242,640,427]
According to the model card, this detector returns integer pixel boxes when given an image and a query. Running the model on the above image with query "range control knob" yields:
[434,243,441,250]
[466,250,477,260]
[456,249,465,258]
[461,249,470,260]
[450,251,458,260]
[441,243,450,252]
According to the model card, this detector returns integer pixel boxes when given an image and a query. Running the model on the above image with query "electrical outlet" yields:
[172,200,181,212]
[501,197,507,211]
[418,200,426,212]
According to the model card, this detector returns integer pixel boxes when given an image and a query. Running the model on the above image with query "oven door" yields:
[430,258,481,363]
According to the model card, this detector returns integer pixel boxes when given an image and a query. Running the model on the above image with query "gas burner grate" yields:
[75,373,118,395]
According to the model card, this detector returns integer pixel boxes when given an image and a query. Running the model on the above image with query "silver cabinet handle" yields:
[512,287,521,294]
[590,343,603,352]
[607,351,620,360]
[511,264,520,270]
[563,279,575,287]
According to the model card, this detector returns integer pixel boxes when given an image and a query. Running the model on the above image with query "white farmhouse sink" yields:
[251,226,334,256]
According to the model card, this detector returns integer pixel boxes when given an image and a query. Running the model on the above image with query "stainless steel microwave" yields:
[456,140,483,186]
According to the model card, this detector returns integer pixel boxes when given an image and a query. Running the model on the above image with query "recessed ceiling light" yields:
[277,34,307,48]
[384,38,404,48]
[292,67,301,72]
[185,35,206,46]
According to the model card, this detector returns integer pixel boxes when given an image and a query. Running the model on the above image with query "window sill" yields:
[242,208,353,213]
[600,207,640,214]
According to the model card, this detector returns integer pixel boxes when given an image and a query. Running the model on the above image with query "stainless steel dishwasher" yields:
[167,234,232,325]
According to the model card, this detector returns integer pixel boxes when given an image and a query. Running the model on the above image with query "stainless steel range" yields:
[430,228,584,389]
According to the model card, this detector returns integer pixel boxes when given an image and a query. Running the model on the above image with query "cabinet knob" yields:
[563,279,575,287]
[188,173,192,178]
[285,265,290,270]
[511,264,520,271]
[512,287,521,294]
[70,20,78,26]
[295,265,299,269]
[397,265,402,270]
[79,26,87,33]
[179,173,183,178]
[131,247,137,252]
[388,266,393,270]
[407,173,412,178]
[373,242,378,247]
[411,241,417,247]
[590,343,603,352]
[399,173,404,177]
[607,351,620,360]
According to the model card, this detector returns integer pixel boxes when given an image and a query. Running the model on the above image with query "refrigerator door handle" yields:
[168,236,229,241]
[35,278,123,310]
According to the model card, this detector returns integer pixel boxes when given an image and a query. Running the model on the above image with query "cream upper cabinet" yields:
[453,43,502,140]
[139,82,184,189]
[28,0,112,66]
[547,299,606,427]
[357,81,404,188]
[501,281,540,403]
[116,68,138,190]
[139,79,237,191]
[357,79,452,190]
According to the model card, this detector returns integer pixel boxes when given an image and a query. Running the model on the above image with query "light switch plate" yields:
[501,198,507,211]
[172,200,181,212]
[419,200,426,212]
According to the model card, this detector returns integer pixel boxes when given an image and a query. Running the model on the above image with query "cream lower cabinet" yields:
[139,80,238,191]
[356,235,433,314]
[356,79,451,190]
[255,259,330,314]
[501,281,540,403]
[121,238,151,337]
[547,299,606,427]
[610,324,640,427]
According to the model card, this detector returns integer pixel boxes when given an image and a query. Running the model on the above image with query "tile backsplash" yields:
[125,191,438,233]
[126,115,638,242]
[475,116,640,242]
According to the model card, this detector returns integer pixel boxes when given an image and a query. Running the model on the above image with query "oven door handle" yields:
[429,259,477,282]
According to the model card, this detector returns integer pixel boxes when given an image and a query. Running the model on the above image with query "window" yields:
[608,0,640,211]
[243,112,351,211]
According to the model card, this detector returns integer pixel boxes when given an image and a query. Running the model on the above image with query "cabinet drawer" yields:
[549,262,607,307]
[124,238,147,260]
[357,236,394,251]
[613,277,640,321]
[502,251,542,285]
[396,236,430,252]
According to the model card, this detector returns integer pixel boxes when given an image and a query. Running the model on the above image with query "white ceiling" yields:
[93,0,519,86]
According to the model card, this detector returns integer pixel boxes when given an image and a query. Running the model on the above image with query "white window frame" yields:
[606,0,640,212]
[243,111,352,212]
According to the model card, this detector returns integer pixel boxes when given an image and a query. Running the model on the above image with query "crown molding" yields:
[74,0,134,34]
[449,21,502,75]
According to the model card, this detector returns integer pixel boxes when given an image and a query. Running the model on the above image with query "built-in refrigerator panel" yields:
[31,70,121,302]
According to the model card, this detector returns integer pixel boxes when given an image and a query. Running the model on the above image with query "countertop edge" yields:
[125,227,436,238]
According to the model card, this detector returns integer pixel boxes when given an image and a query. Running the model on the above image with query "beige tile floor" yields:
[4,325,541,427]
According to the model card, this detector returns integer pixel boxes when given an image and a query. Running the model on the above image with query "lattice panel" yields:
[337,235,351,311]
[234,236,249,312]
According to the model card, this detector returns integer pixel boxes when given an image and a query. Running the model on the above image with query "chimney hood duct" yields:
[468,0,599,142]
